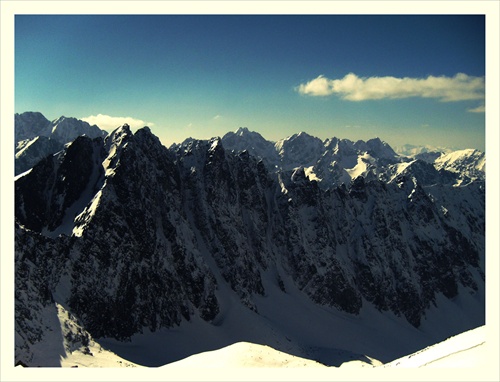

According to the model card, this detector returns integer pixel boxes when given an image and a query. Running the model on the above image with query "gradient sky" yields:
[15,14,486,150]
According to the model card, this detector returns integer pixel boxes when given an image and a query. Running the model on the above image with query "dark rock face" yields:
[16,136,105,233]
[67,127,220,339]
[15,125,485,363]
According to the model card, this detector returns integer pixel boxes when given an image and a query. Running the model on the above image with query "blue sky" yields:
[15,14,486,150]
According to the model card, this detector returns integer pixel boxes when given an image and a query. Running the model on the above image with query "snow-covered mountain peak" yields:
[48,116,105,143]
[363,137,399,159]
[51,115,67,124]
[105,124,132,146]
[16,110,47,121]
[223,127,268,145]
[434,148,485,183]
[100,124,135,177]
[221,128,279,169]
[323,137,354,155]
[435,148,483,166]
[234,126,250,136]
[275,131,325,169]
[277,131,321,146]
[15,111,51,142]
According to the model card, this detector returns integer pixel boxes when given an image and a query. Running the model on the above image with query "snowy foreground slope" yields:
[14,324,494,382]
[13,118,486,375]
[383,325,486,368]
[115,325,491,369]
[14,323,488,369]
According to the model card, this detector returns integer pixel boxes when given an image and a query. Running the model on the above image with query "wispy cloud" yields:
[81,114,154,131]
[296,73,485,102]
[467,105,485,113]
[213,114,222,120]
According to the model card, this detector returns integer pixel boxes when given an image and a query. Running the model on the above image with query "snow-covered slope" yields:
[434,149,485,184]
[162,342,331,368]
[162,325,487,369]
[16,323,487,369]
[383,325,486,368]
[393,144,485,186]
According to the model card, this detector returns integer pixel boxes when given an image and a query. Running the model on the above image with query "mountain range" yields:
[14,111,106,175]
[13,112,485,368]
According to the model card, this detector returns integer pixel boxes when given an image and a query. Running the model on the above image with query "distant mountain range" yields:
[15,112,106,175]
[219,127,484,188]
[14,112,485,368]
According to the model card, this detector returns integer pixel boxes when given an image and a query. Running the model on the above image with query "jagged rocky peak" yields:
[15,111,50,126]
[102,124,169,179]
[221,127,279,171]
[275,131,325,169]
[222,127,272,147]
[389,158,458,187]
[16,112,106,142]
[363,137,400,159]
[49,115,106,141]
[105,123,133,147]
[276,131,323,149]
[235,126,250,135]
[132,125,159,143]
[324,137,356,156]
[15,111,51,141]
[52,115,67,124]
[133,126,168,155]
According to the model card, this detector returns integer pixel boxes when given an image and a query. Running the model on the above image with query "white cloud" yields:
[467,105,485,113]
[81,114,154,131]
[213,114,222,120]
[296,73,485,102]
